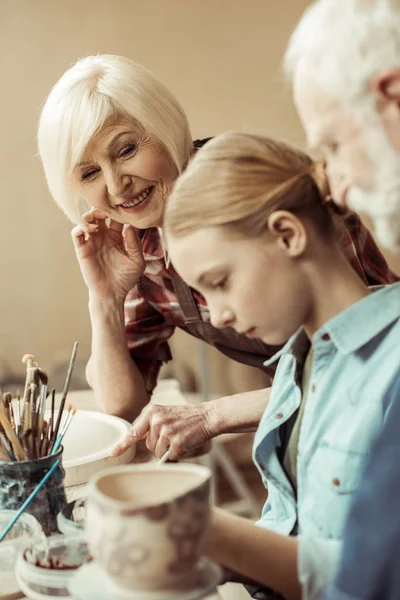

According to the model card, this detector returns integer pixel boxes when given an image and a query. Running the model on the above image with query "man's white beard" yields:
[347,187,400,251]
[346,111,400,253]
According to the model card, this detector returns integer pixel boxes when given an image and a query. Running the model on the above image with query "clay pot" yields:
[86,463,211,591]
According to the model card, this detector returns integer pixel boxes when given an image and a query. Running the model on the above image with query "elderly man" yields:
[285,0,400,252]
[285,1,400,599]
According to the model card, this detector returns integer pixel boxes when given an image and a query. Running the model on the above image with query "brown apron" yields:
[169,270,281,379]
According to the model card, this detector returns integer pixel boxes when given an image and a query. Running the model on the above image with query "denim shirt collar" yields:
[264,283,400,367]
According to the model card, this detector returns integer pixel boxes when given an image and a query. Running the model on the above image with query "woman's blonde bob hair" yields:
[38,54,192,223]
[165,132,334,240]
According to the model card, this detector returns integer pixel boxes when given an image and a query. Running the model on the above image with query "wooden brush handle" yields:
[0,400,25,461]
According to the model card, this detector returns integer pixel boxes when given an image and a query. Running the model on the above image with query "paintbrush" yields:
[30,383,39,438]
[22,354,38,398]
[50,389,55,440]
[51,405,76,455]
[0,390,25,461]
[14,390,21,436]
[3,393,13,428]
[36,384,47,444]
[40,420,48,457]
[0,432,16,461]
[0,439,10,461]
[21,429,33,461]
[22,386,31,434]
[51,342,78,452]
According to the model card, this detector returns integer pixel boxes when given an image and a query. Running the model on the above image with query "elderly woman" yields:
[38,54,396,459]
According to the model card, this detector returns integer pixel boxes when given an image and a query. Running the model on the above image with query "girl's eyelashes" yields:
[212,276,228,290]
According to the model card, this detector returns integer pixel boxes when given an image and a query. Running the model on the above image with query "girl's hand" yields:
[71,209,145,302]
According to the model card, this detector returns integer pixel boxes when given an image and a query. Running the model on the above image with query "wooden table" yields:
[38,381,250,600]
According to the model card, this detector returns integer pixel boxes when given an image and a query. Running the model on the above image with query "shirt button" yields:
[311,385,316,393]
[332,478,340,486]
[322,333,331,341]
[275,413,283,419]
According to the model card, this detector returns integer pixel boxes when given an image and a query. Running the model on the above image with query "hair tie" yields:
[310,161,331,203]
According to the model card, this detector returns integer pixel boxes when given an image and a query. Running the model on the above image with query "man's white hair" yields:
[38,55,192,223]
[284,0,400,100]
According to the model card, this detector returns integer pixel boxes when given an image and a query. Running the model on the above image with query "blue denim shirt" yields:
[326,374,400,600]
[252,283,400,600]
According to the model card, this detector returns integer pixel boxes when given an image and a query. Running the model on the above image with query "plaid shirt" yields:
[124,210,398,393]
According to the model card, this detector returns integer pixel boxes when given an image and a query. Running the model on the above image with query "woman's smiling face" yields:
[73,118,179,228]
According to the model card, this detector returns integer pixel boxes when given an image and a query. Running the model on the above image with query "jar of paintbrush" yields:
[0,346,78,536]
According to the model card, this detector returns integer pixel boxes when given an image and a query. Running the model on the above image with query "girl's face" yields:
[168,225,312,345]
[73,120,179,228]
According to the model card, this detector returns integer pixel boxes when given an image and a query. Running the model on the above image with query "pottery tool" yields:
[51,342,78,452]
[51,405,76,456]
[157,448,171,466]
[0,458,61,543]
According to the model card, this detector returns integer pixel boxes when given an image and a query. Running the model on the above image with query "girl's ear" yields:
[266,210,307,257]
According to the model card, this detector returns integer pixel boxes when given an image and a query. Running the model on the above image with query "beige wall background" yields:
[1,0,398,379]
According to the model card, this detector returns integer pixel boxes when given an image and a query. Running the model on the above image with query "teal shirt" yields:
[253,283,400,600]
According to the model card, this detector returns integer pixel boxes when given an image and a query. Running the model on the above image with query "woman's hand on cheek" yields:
[71,209,145,303]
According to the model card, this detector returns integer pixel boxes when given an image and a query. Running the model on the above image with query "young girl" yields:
[163,132,400,600]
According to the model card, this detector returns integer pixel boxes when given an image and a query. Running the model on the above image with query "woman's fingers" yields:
[110,427,138,457]
[83,209,108,223]
[154,435,170,460]
[110,410,151,457]
[123,225,145,266]
[71,225,89,246]
[109,219,124,232]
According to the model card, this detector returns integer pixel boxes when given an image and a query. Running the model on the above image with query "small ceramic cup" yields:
[86,463,212,592]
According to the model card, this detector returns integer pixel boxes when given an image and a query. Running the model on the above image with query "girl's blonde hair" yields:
[165,132,334,239]
[38,54,192,223]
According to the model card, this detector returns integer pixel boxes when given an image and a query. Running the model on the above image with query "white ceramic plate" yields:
[45,410,136,487]
[68,558,222,600]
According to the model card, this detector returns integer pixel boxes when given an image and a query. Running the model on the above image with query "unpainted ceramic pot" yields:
[86,463,211,592]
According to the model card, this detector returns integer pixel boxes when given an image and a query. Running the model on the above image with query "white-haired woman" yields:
[38,54,396,459]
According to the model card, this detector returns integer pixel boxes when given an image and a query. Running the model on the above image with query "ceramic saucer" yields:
[68,558,222,600]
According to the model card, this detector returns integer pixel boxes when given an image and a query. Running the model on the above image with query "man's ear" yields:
[371,68,400,112]
[266,210,307,257]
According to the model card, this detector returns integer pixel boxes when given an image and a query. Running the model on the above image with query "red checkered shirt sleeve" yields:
[124,282,174,394]
[339,212,399,285]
